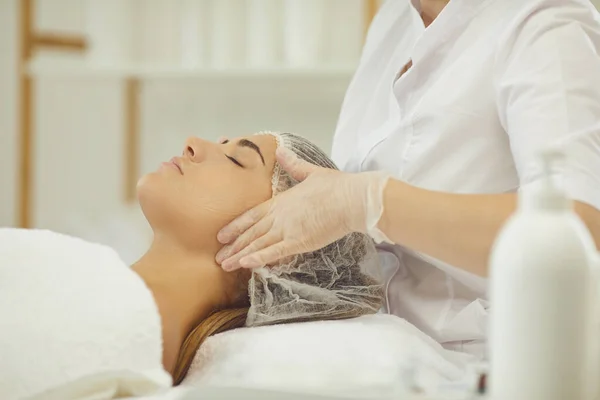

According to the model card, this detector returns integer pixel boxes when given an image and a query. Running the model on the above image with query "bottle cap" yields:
[519,147,571,211]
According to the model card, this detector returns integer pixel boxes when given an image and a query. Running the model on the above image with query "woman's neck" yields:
[419,0,450,26]
[131,236,225,373]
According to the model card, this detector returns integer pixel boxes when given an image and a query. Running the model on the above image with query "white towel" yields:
[182,314,477,397]
[0,228,172,400]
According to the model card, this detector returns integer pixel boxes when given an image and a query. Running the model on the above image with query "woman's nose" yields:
[183,136,209,162]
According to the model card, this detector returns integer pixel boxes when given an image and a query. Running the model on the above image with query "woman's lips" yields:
[162,157,183,174]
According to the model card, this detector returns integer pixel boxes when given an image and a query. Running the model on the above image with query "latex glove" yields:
[215,147,391,271]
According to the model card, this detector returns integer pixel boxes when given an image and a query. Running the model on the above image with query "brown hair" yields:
[172,308,248,385]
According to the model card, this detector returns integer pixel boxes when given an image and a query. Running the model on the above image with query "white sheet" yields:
[181,314,477,397]
[0,228,478,399]
[0,229,171,400]
[122,386,452,400]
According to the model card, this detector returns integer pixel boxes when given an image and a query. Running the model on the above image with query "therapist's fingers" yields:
[217,201,270,244]
[239,242,293,269]
[276,147,319,182]
[221,233,279,271]
[216,218,272,264]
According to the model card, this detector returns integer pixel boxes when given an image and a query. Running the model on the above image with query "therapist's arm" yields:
[392,5,600,277]
[216,5,600,273]
[378,182,600,277]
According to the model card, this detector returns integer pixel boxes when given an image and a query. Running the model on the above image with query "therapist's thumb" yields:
[276,147,319,182]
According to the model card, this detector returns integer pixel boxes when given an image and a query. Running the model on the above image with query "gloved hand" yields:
[215,147,391,271]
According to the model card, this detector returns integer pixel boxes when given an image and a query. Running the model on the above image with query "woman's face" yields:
[137,134,277,250]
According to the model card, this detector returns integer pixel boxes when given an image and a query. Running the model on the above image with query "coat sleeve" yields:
[494,0,600,211]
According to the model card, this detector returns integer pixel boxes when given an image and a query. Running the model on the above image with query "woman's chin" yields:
[136,172,168,201]
[136,174,170,225]
[136,175,152,205]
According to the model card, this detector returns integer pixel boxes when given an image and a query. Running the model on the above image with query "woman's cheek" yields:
[208,185,258,216]
[188,173,271,216]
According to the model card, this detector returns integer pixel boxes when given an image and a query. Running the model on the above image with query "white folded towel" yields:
[182,314,476,397]
[0,228,172,400]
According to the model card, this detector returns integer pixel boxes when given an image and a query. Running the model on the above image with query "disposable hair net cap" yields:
[245,132,384,327]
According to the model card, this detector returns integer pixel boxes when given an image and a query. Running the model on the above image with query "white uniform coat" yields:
[332,0,600,358]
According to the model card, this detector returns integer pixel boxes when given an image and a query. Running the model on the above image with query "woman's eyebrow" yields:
[237,139,265,165]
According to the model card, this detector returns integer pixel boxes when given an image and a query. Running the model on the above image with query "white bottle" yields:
[489,148,595,400]
[589,254,600,400]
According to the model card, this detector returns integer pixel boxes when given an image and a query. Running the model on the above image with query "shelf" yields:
[26,60,357,81]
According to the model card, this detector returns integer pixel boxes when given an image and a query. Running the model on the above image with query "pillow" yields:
[181,314,477,397]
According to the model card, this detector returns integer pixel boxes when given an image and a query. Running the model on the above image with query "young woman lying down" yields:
[0,132,383,400]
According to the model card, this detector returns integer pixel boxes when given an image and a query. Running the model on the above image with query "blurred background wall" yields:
[1,0,599,262]
[0,0,382,261]
[0,0,18,231]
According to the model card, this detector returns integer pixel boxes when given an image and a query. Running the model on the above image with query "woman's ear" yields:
[224,267,252,308]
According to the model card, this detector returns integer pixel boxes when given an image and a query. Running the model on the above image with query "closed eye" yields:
[226,155,244,168]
